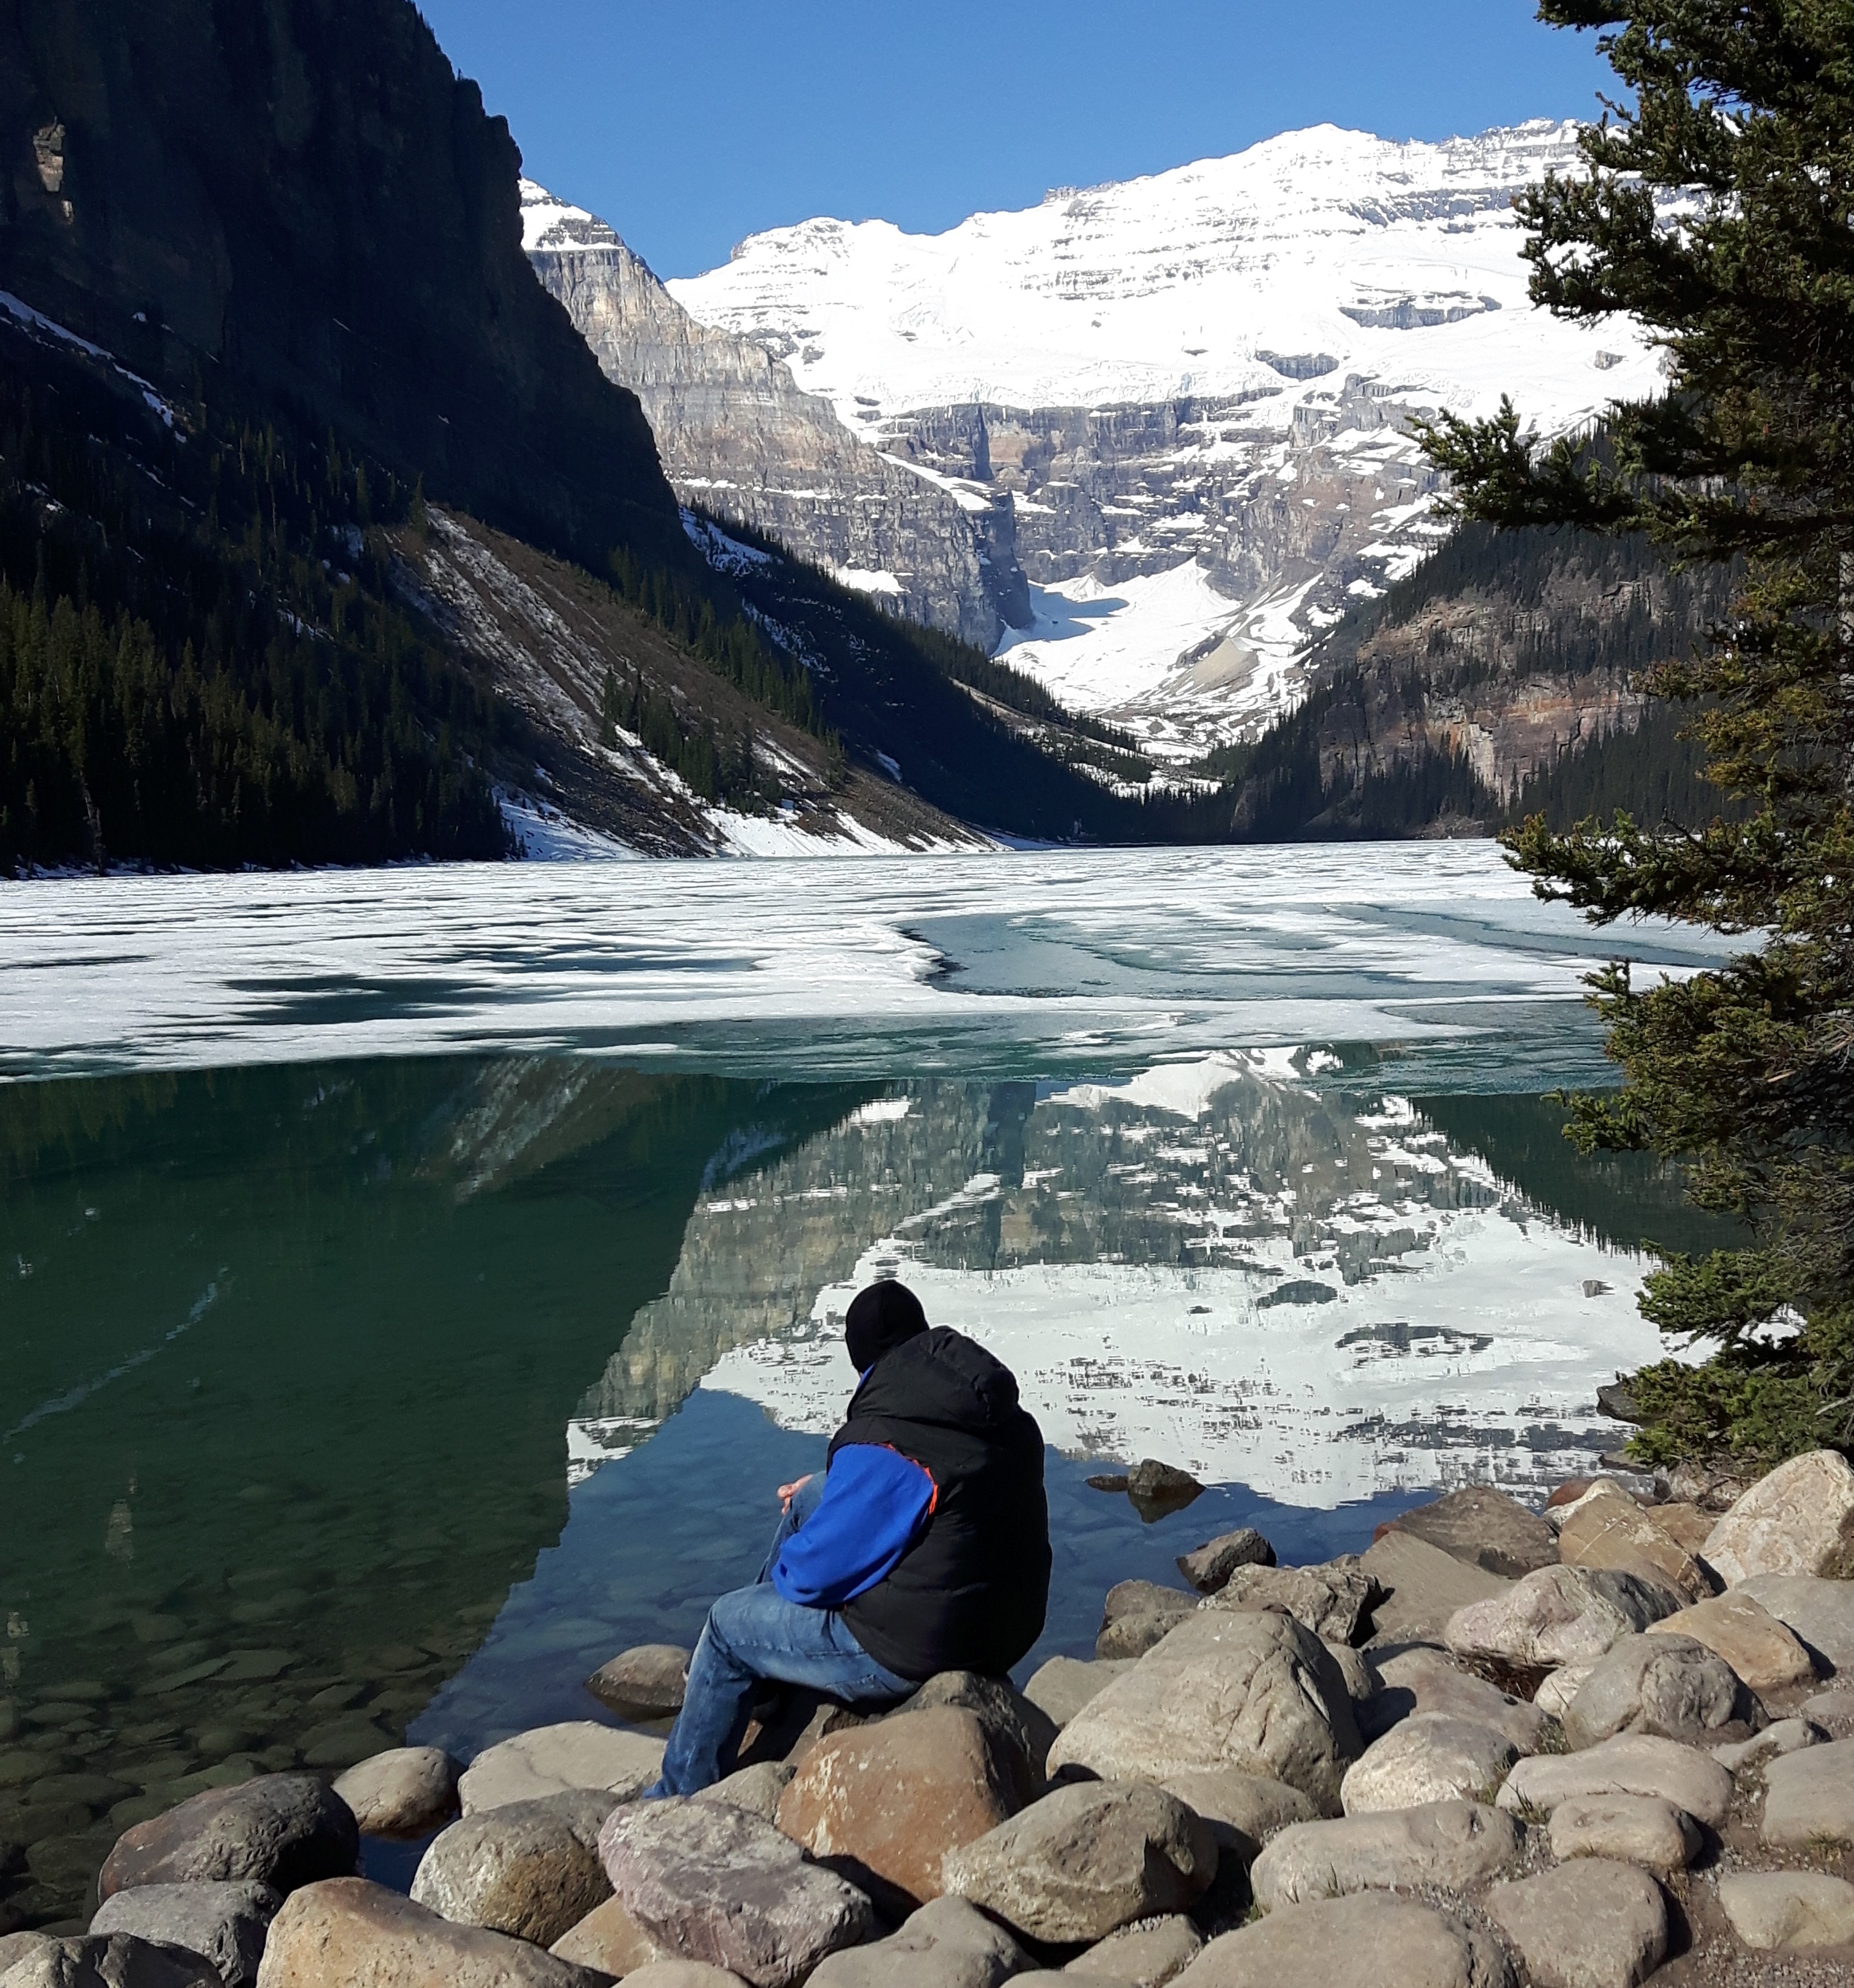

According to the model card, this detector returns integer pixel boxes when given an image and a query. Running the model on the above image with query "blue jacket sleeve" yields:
[769,1443,937,1609]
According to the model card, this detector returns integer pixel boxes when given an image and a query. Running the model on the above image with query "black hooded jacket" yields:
[831,1326,1051,1680]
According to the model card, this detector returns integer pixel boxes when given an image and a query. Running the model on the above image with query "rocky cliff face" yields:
[0,0,681,572]
[670,122,1657,762]
[521,184,1028,650]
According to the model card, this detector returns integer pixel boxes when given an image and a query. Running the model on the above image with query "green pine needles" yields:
[1417,1,1854,1465]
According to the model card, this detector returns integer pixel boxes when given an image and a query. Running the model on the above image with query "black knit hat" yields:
[844,1280,929,1372]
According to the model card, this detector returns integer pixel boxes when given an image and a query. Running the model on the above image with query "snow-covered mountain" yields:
[670,121,1657,760]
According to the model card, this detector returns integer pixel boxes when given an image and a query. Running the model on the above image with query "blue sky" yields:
[420,2,1618,279]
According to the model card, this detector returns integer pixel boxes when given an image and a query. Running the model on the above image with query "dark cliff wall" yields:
[0,0,681,569]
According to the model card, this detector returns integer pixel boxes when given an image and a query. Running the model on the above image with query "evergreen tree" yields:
[1417,2,1854,1463]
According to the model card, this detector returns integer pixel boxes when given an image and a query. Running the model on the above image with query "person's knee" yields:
[704,1586,759,1664]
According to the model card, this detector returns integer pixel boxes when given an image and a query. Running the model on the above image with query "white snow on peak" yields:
[520,177,625,257]
[668,121,1657,431]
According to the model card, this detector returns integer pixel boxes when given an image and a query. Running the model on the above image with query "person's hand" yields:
[778,1474,814,1512]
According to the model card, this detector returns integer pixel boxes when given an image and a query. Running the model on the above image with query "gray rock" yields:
[1546,1794,1700,1875]
[97,1775,358,1902]
[1711,1715,1821,1772]
[1561,1632,1755,1750]
[1703,1449,1854,1586]
[1127,1462,1203,1509]
[1339,1716,1517,1814]
[1484,1860,1666,1988]
[1154,1771,1317,1862]
[897,1673,1057,1797]
[331,1749,461,1841]
[1318,1643,1375,1706]
[1176,1531,1275,1596]
[1205,1559,1381,1646]
[585,1645,690,1722]
[1096,1584,1197,1662]
[1800,1685,1854,1739]
[0,1935,220,1988]
[1250,1800,1521,1909]
[1445,1567,1685,1671]
[598,1794,875,1988]
[89,1883,281,1988]
[1022,1660,1135,1734]
[942,1782,1216,1945]
[1719,1870,1854,1950]
[1737,1573,1854,1675]
[618,1967,745,1988]
[458,1723,664,1814]
[0,1939,54,1978]
[1357,1535,1511,1650]
[689,1761,794,1824]
[1534,1663,1598,1720]
[1760,1735,1854,1849]
[1383,1488,1558,1580]
[410,1791,614,1947]
[1047,1611,1362,1816]
[806,1895,1030,1988]
[252,1877,609,1987]
[1065,1915,1203,1984]
[1498,1733,1735,1830]
[1171,1893,1513,1987]
[1359,1646,1547,1754]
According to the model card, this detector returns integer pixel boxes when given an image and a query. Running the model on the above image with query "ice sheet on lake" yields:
[0,844,1734,1088]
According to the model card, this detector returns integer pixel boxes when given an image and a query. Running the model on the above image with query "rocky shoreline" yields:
[4,1450,1852,1987]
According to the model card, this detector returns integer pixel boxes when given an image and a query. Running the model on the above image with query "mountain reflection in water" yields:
[0,1049,1702,1930]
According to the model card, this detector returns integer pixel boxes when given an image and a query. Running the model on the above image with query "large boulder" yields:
[1643,1591,1818,1694]
[1483,1860,1666,1988]
[804,1895,1029,1988]
[1444,1567,1684,1671]
[1498,1733,1734,1830]
[584,1646,690,1722]
[1556,1485,1715,1604]
[89,1883,281,1988]
[409,1792,613,1949]
[1154,1771,1317,1862]
[1205,1560,1381,1646]
[0,1936,220,1988]
[458,1724,664,1814]
[1382,1488,1558,1579]
[1737,1573,1854,1676]
[1096,1584,1198,1661]
[941,1781,1216,1945]
[690,1762,795,1825]
[1560,1633,1756,1750]
[598,1796,874,1988]
[1176,1530,1275,1595]
[1048,1612,1360,1815]
[1703,1450,1854,1586]
[775,1706,1031,1914]
[1358,1648,1547,1754]
[252,1878,606,1987]
[1250,1800,1521,1909]
[1354,1534,1511,1649]
[1719,1870,1854,1951]
[1546,1795,1700,1876]
[893,1674,1056,1798]
[331,1751,461,1842]
[1020,1659,1134,1734]
[1760,1736,1854,1849]
[98,1777,358,1904]
[1171,1893,1513,1988]
[1339,1716,1517,1814]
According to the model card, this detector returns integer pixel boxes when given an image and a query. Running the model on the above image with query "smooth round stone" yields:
[1340,1716,1517,1815]
[1719,1870,1854,1951]
[1546,1793,1700,1875]
[333,1748,462,1839]
[458,1724,665,1814]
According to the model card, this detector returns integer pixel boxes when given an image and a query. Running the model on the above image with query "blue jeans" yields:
[654,1475,915,1795]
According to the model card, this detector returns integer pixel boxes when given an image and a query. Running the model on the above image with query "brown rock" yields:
[1155,1770,1317,1861]
[98,1776,358,1903]
[1644,1591,1817,1694]
[585,1647,689,1723]
[1022,1659,1136,1733]
[894,1673,1057,1798]
[1385,1489,1557,1580]
[409,1792,613,1948]
[332,1750,461,1841]
[1204,1559,1382,1646]
[1176,1531,1275,1596]
[548,1895,663,1974]
[1356,1534,1510,1649]
[775,1706,1031,1914]
[1065,1914,1203,1983]
[1096,1584,1197,1661]
[253,1878,607,1987]
[1557,1487,1715,1605]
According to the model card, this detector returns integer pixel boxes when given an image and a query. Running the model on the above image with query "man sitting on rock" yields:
[648,1279,1051,1795]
